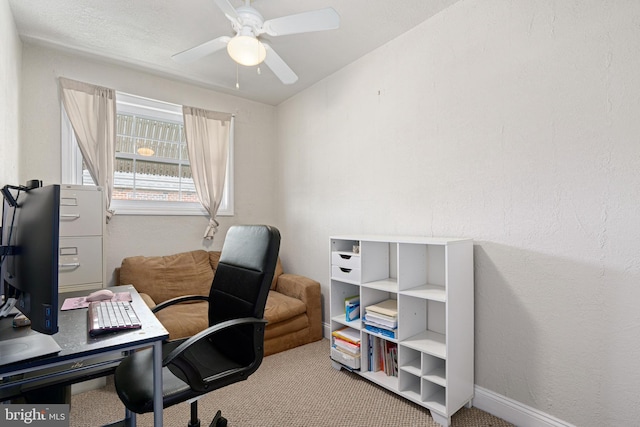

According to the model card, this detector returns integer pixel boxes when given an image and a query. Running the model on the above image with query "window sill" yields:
[110,200,233,216]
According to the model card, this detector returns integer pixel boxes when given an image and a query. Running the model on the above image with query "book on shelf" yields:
[333,346,359,359]
[367,336,398,377]
[365,299,397,317]
[331,326,361,370]
[363,299,398,338]
[344,294,360,321]
[363,323,397,339]
[383,341,398,377]
[331,326,361,345]
[332,336,360,356]
[363,311,397,329]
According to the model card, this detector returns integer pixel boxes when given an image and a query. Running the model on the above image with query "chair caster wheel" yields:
[209,410,227,427]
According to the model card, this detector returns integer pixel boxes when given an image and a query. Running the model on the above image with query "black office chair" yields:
[114,225,281,427]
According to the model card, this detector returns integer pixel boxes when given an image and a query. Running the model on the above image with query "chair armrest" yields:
[152,295,209,313]
[163,317,268,392]
[164,317,267,364]
[274,274,323,340]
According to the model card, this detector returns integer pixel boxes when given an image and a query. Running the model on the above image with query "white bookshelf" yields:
[329,235,474,427]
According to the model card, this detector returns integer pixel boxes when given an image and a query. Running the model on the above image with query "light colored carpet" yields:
[70,339,514,426]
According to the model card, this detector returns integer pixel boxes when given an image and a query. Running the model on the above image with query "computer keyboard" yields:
[88,301,142,337]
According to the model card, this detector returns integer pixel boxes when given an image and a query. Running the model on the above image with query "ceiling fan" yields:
[172,0,340,85]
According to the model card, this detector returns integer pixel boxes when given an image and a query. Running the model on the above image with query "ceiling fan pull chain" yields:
[236,63,240,89]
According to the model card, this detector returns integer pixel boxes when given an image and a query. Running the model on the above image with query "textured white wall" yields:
[275,1,640,425]
[0,0,21,187]
[19,44,278,284]
[9,0,640,424]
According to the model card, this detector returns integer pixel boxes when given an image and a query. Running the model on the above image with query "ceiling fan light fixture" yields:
[227,35,266,66]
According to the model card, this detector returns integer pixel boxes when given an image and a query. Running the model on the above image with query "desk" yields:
[0,285,169,426]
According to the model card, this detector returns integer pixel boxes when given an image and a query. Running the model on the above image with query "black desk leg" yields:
[125,408,137,427]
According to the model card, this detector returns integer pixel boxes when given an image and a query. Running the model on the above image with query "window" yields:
[61,93,234,216]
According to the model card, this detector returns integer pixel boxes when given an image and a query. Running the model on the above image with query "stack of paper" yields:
[363,299,398,339]
[331,327,361,358]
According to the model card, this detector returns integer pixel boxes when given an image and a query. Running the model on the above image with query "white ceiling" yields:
[8,0,458,105]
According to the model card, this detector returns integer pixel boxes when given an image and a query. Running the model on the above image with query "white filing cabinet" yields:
[58,185,105,292]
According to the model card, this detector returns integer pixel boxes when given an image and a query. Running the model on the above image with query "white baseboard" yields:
[472,386,575,427]
[323,321,330,339]
[323,322,573,427]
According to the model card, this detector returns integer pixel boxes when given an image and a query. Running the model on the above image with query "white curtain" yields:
[182,106,233,239]
[59,77,116,221]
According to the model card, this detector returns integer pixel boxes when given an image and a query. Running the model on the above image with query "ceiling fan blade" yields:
[172,36,231,63]
[213,0,240,24]
[262,43,298,84]
[262,7,340,36]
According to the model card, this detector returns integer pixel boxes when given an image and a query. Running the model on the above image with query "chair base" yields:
[210,410,227,427]
[188,399,200,427]
[188,401,227,427]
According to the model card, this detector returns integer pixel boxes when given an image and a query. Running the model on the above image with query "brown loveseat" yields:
[116,250,322,356]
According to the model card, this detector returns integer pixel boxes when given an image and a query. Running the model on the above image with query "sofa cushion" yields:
[264,313,309,340]
[265,328,312,355]
[138,293,157,309]
[120,250,213,304]
[264,290,306,324]
[208,251,220,273]
[154,301,209,341]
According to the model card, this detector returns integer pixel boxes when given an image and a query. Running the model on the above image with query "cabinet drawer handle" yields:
[60,247,78,256]
[339,254,352,260]
[61,214,81,220]
[59,262,81,270]
[339,267,352,273]
[61,197,78,206]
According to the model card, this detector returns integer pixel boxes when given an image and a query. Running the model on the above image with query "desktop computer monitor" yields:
[0,183,60,335]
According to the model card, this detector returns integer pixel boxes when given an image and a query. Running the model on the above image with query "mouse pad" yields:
[61,292,132,311]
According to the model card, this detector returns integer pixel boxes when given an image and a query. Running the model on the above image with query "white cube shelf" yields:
[329,235,474,427]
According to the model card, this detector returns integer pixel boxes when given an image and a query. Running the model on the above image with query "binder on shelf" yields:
[368,337,379,372]
[385,342,398,377]
[344,295,360,321]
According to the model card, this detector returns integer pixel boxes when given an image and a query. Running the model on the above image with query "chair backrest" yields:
[207,225,280,363]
